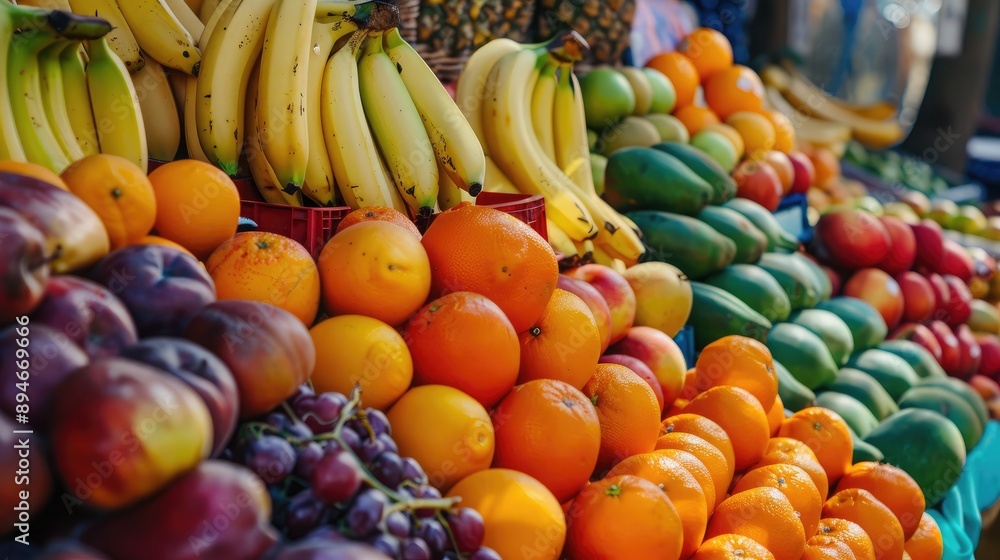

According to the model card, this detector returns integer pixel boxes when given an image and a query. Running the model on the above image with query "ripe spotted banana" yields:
[481,47,598,241]
[116,0,202,76]
[359,32,439,215]
[531,59,558,161]
[68,0,145,72]
[86,36,148,171]
[483,154,521,194]
[39,39,87,163]
[8,28,71,172]
[198,0,221,23]
[132,57,181,161]
[320,30,406,211]
[437,162,475,210]
[384,27,485,196]
[245,60,303,206]
[455,37,522,156]
[545,219,576,258]
[0,5,27,161]
[58,42,100,156]
[163,0,205,40]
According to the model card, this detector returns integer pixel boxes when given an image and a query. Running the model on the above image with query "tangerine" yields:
[148,160,241,259]
[656,448,717,514]
[645,52,699,109]
[660,414,736,479]
[734,463,823,536]
[676,105,721,136]
[726,112,777,157]
[755,437,830,501]
[801,540,858,560]
[705,66,766,119]
[679,28,734,81]
[655,431,731,507]
[823,488,905,560]
[836,462,925,539]
[767,395,786,436]
[582,363,661,470]
[778,407,854,484]
[518,289,602,390]
[683,386,771,471]
[336,205,421,238]
[903,513,943,560]
[693,534,776,560]
[814,518,877,560]
[706,487,807,560]
[767,111,797,153]
[693,335,778,410]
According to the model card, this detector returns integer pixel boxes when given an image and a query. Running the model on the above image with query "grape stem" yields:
[436,509,466,558]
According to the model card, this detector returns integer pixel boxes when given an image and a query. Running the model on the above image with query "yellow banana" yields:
[483,155,521,194]
[545,219,575,257]
[39,39,86,163]
[245,60,302,205]
[198,0,220,23]
[86,35,148,171]
[182,0,232,163]
[531,59,558,161]
[0,4,25,161]
[59,42,100,156]
[437,162,475,210]
[132,57,181,161]
[116,0,201,76]
[455,38,522,156]
[592,245,627,274]
[68,0,145,73]
[16,0,72,10]
[163,0,205,40]
[8,28,71,171]
[184,0,205,15]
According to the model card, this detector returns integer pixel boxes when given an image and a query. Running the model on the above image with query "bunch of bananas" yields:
[456,33,646,268]
[1,0,148,172]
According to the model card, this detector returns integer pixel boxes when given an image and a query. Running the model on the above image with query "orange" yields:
[645,52,699,109]
[309,315,413,410]
[206,232,321,325]
[420,203,558,333]
[767,111,796,153]
[607,452,708,558]
[656,448,717,514]
[335,205,421,238]
[767,395,785,436]
[518,289,601,390]
[814,518,877,560]
[660,413,736,481]
[133,235,195,257]
[491,380,600,502]
[755,437,830,501]
[404,292,519,408]
[60,154,157,250]
[693,534,776,560]
[706,486,806,560]
[806,147,842,188]
[666,397,689,417]
[582,363,661,470]
[823,489,905,560]
[388,385,495,491]
[733,463,823,537]
[726,112,777,157]
[683,386,770,472]
[702,123,746,158]
[903,513,942,560]
[446,468,565,560]
[655,432,731,507]
[679,28,734,81]
[0,160,69,189]
[693,335,778,410]
[704,66,766,119]
[682,367,699,400]
[778,407,853,484]
[318,221,431,326]
[836,462,925,540]
[801,540,857,560]
[567,475,683,560]
[676,105,721,136]
[148,159,241,259]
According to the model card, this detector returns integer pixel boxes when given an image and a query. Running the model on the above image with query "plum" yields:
[0,207,50,325]
[0,324,87,426]
[30,276,137,360]
[0,413,52,533]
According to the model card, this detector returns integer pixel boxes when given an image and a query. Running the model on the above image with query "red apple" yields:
[600,354,665,413]
[0,413,52,532]
[878,216,916,274]
[937,240,976,282]
[811,209,892,269]
[942,275,973,326]
[928,320,962,374]
[0,325,87,426]
[926,273,951,322]
[764,151,795,195]
[890,323,943,363]
[787,151,815,195]
[976,332,1000,381]
[557,274,613,352]
[969,375,1000,404]
[564,264,636,344]
[911,220,946,270]
[734,159,783,211]
[895,272,935,323]
[606,326,686,406]
[842,268,904,329]
[30,276,138,360]
[0,207,50,325]
[953,324,982,380]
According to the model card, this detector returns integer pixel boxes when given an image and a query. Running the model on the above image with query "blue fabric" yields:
[934,421,1000,559]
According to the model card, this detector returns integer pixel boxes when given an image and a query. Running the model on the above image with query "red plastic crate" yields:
[414,193,548,241]
[240,200,351,259]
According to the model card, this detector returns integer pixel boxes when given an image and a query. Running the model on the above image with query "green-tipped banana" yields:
[531,58,559,161]
[117,0,201,76]
[39,39,86,162]
[245,60,302,206]
[86,36,148,171]
[59,42,100,156]
[68,0,145,72]
[8,28,71,171]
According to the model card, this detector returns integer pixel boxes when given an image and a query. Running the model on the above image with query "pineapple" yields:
[535,0,636,65]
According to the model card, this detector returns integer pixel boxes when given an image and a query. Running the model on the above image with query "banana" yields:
[0,4,26,161]
[302,17,359,206]
[256,0,318,194]
[531,59,558,161]
[15,0,72,10]
[766,64,899,120]
[68,0,145,72]
[245,60,303,205]
[184,0,205,15]
[320,30,406,212]
[38,39,87,162]
[545,219,576,258]
[132,57,181,161]
[591,245,627,275]
[437,162,475,210]
[573,237,595,261]
[58,42,100,156]
[763,85,853,148]
[116,0,202,76]
[481,46,598,241]
[359,32,439,215]
[163,0,205,40]
[483,154,521,194]
[182,0,234,163]
[384,27,485,196]
[455,38,523,155]
[7,28,71,171]
[86,36,148,171]
[198,0,220,23]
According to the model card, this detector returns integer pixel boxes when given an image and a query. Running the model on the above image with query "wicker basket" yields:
[534,0,635,71]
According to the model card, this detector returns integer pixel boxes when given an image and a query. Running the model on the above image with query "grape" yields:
[469,547,502,560]
[413,485,442,518]
[265,412,313,440]
[385,510,412,538]
[401,457,428,485]
[347,489,389,538]
[300,392,349,434]
[311,448,362,504]
[401,538,432,560]
[245,435,297,484]
[283,490,326,539]
[290,383,315,403]
[448,508,485,553]
[377,433,399,454]
[340,427,363,453]
[366,409,391,436]
[294,442,325,479]
[345,418,369,439]
[358,437,386,463]
[414,519,448,554]
[370,451,404,488]
[370,534,401,557]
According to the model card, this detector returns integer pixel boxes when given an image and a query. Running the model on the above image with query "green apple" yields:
[642,114,689,143]
[691,130,738,172]
[642,68,676,114]
[927,199,960,228]
[580,69,636,129]
[590,154,608,196]
[952,205,988,234]
[618,67,653,116]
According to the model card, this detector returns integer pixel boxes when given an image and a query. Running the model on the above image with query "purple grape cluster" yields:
[227,385,499,560]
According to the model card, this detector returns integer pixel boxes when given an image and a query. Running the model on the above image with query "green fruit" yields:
[815,297,888,352]
[587,129,599,151]
[825,368,899,421]
[590,154,607,197]
[598,117,663,156]
[816,392,880,438]
[927,199,959,228]
[580,68,636,129]
[917,377,990,428]
[703,265,791,322]
[774,359,817,412]
[850,429,885,464]
[643,67,676,114]
[619,67,652,116]
[864,408,966,507]
[755,253,824,311]
[952,205,988,234]
[897,386,984,452]
[605,148,712,215]
[876,340,947,379]
[721,198,800,252]
[627,211,736,279]
[766,323,839,390]
[696,206,767,264]
[691,130,738,172]
[643,114,689,143]
[845,349,919,401]
[687,281,772,350]
[789,253,832,302]
[788,309,855,366]
[654,142,736,205]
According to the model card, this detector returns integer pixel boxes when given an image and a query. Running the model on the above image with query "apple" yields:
[953,324,983,380]
[941,275,973,327]
[787,151,815,195]
[0,325,87,426]
[927,199,959,228]
[600,354,665,413]
[926,273,951,322]
[0,207,50,325]
[48,358,212,511]
[564,264,636,344]
[184,300,315,418]
[811,209,892,269]
[882,202,922,225]
[842,268,905,329]
[878,216,916,274]
[557,275,613,352]
[911,220,946,271]
[764,151,795,195]
[927,320,962,374]
[937,240,975,282]
[0,413,52,531]
[894,272,935,323]
[733,159,783,212]
[90,245,216,337]
[30,276,138,360]
[975,333,1000,381]
[621,261,693,338]
[606,326,686,406]
[82,461,279,560]
[119,338,238,457]
[890,323,943,363]
[900,190,932,217]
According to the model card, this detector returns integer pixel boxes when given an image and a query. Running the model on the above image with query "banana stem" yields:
[546,29,589,63]
[0,2,112,40]
[355,1,398,32]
